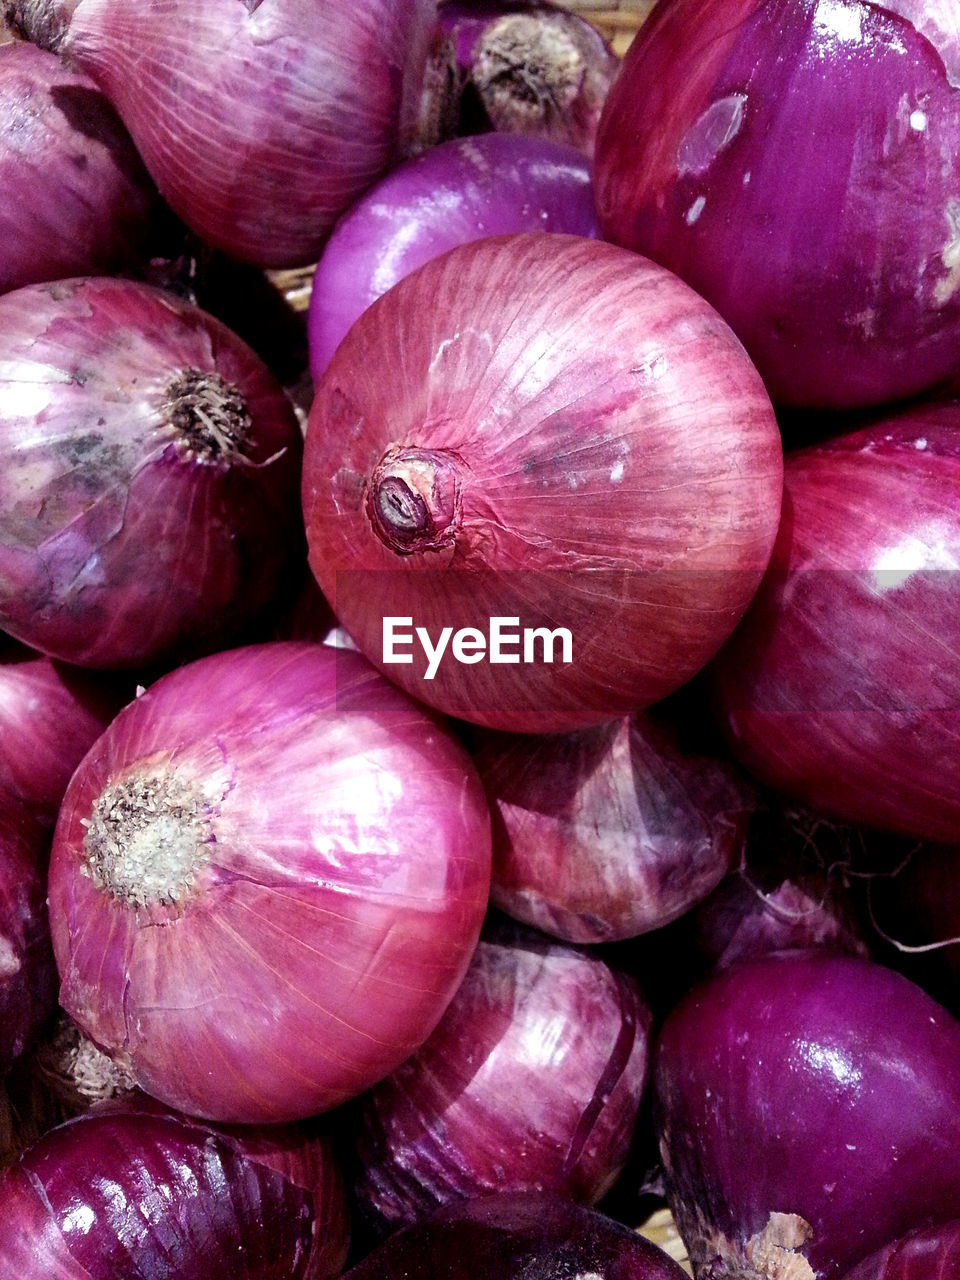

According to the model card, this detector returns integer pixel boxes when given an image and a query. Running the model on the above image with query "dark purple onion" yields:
[341,1191,689,1279]
[593,0,960,408]
[842,1220,960,1280]
[655,950,960,1279]
[347,918,651,1233]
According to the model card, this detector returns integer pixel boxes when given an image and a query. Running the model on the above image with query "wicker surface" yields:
[638,1207,693,1275]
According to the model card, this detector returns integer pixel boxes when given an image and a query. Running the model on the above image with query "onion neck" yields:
[4,0,78,51]
[368,445,462,555]
[161,367,253,464]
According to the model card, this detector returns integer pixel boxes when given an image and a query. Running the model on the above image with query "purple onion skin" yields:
[341,1191,689,1279]
[593,0,960,409]
[48,642,492,1124]
[348,919,651,1233]
[0,276,305,670]
[842,1220,960,1280]
[471,712,753,944]
[710,409,960,843]
[0,1107,349,1279]
[0,40,167,296]
[655,950,960,1280]
[307,132,600,381]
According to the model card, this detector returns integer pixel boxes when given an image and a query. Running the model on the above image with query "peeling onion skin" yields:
[346,919,652,1234]
[655,951,960,1280]
[55,0,435,268]
[841,1220,960,1280]
[340,1191,690,1279]
[0,40,167,295]
[306,132,601,382]
[593,0,960,409]
[470,712,754,944]
[0,1106,350,1279]
[0,276,305,670]
[47,642,493,1125]
[302,233,784,734]
[709,411,960,843]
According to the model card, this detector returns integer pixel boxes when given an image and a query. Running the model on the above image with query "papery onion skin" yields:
[302,232,783,734]
[48,642,492,1124]
[0,1105,349,1279]
[709,410,960,843]
[593,0,960,409]
[471,710,754,944]
[841,1220,960,1280]
[57,0,435,268]
[306,132,601,381]
[655,950,960,1280]
[0,40,167,295]
[341,1191,689,1279]
[0,276,304,670]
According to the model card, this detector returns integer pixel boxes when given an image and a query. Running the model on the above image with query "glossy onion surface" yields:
[842,1220,960,1280]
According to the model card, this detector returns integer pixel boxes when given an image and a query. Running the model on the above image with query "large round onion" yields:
[655,950,960,1279]
[710,407,960,842]
[0,276,305,669]
[593,0,960,408]
[302,232,783,733]
[46,0,435,267]
[47,642,492,1124]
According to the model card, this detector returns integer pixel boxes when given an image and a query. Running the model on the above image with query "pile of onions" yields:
[307,131,601,381]
[0,40,167,296]
[470,706,755,943]
[0,275,305,670]
[655,950,960,1279]
[710,406,960,843]
[47,642,492,1124]
[593,0,960,408]
[302,232,783,733]
[28,0,435,267]
[0,1103,350,1278]
[346,917,651,1233]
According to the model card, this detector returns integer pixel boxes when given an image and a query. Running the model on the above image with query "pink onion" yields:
[593,0,960,408]
[306,131,601,381]
[302,232,783,733]
[0,1104,349,1278]
[45,0,435,268]
[842,1220,960,1280]
[710,407,960,843]
[0,275,305,670]
[346,918,652,1233]
[655,950,960,1279]
[0,39,168,296]
[48,641,492,1124]
[470,707,754,943]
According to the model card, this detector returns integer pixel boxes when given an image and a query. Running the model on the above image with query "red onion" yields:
[0,275,305,670]
[0,39,168,296]
[842,1220,960,1280]
[709,408,960,842]
[655,950,960,1279]
[346,917,651,1233]
[44,0,435,268]
[47,642,492,1124]
[593,0,960,408]
[470,708,754,943]
[302,232,783,734]
[306,131,601,381]
[0,1104,349,1278]
[340,1191,690,1279]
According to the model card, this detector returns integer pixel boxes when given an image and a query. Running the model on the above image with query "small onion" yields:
[655,950,960,1279]
[709,408,960,842]
[0,39,167,296]
[45,0,435,267]
[470,708,754,944]
[48,642,492,1124]
[306,131,601,381]
[842,1220,960,1280]
[0,1104,349,1278]
[302,232,783,734]
[0,276,305,670]
[341,1191,689,1279]
[346,917,652,1233]
[593,0,960,408]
